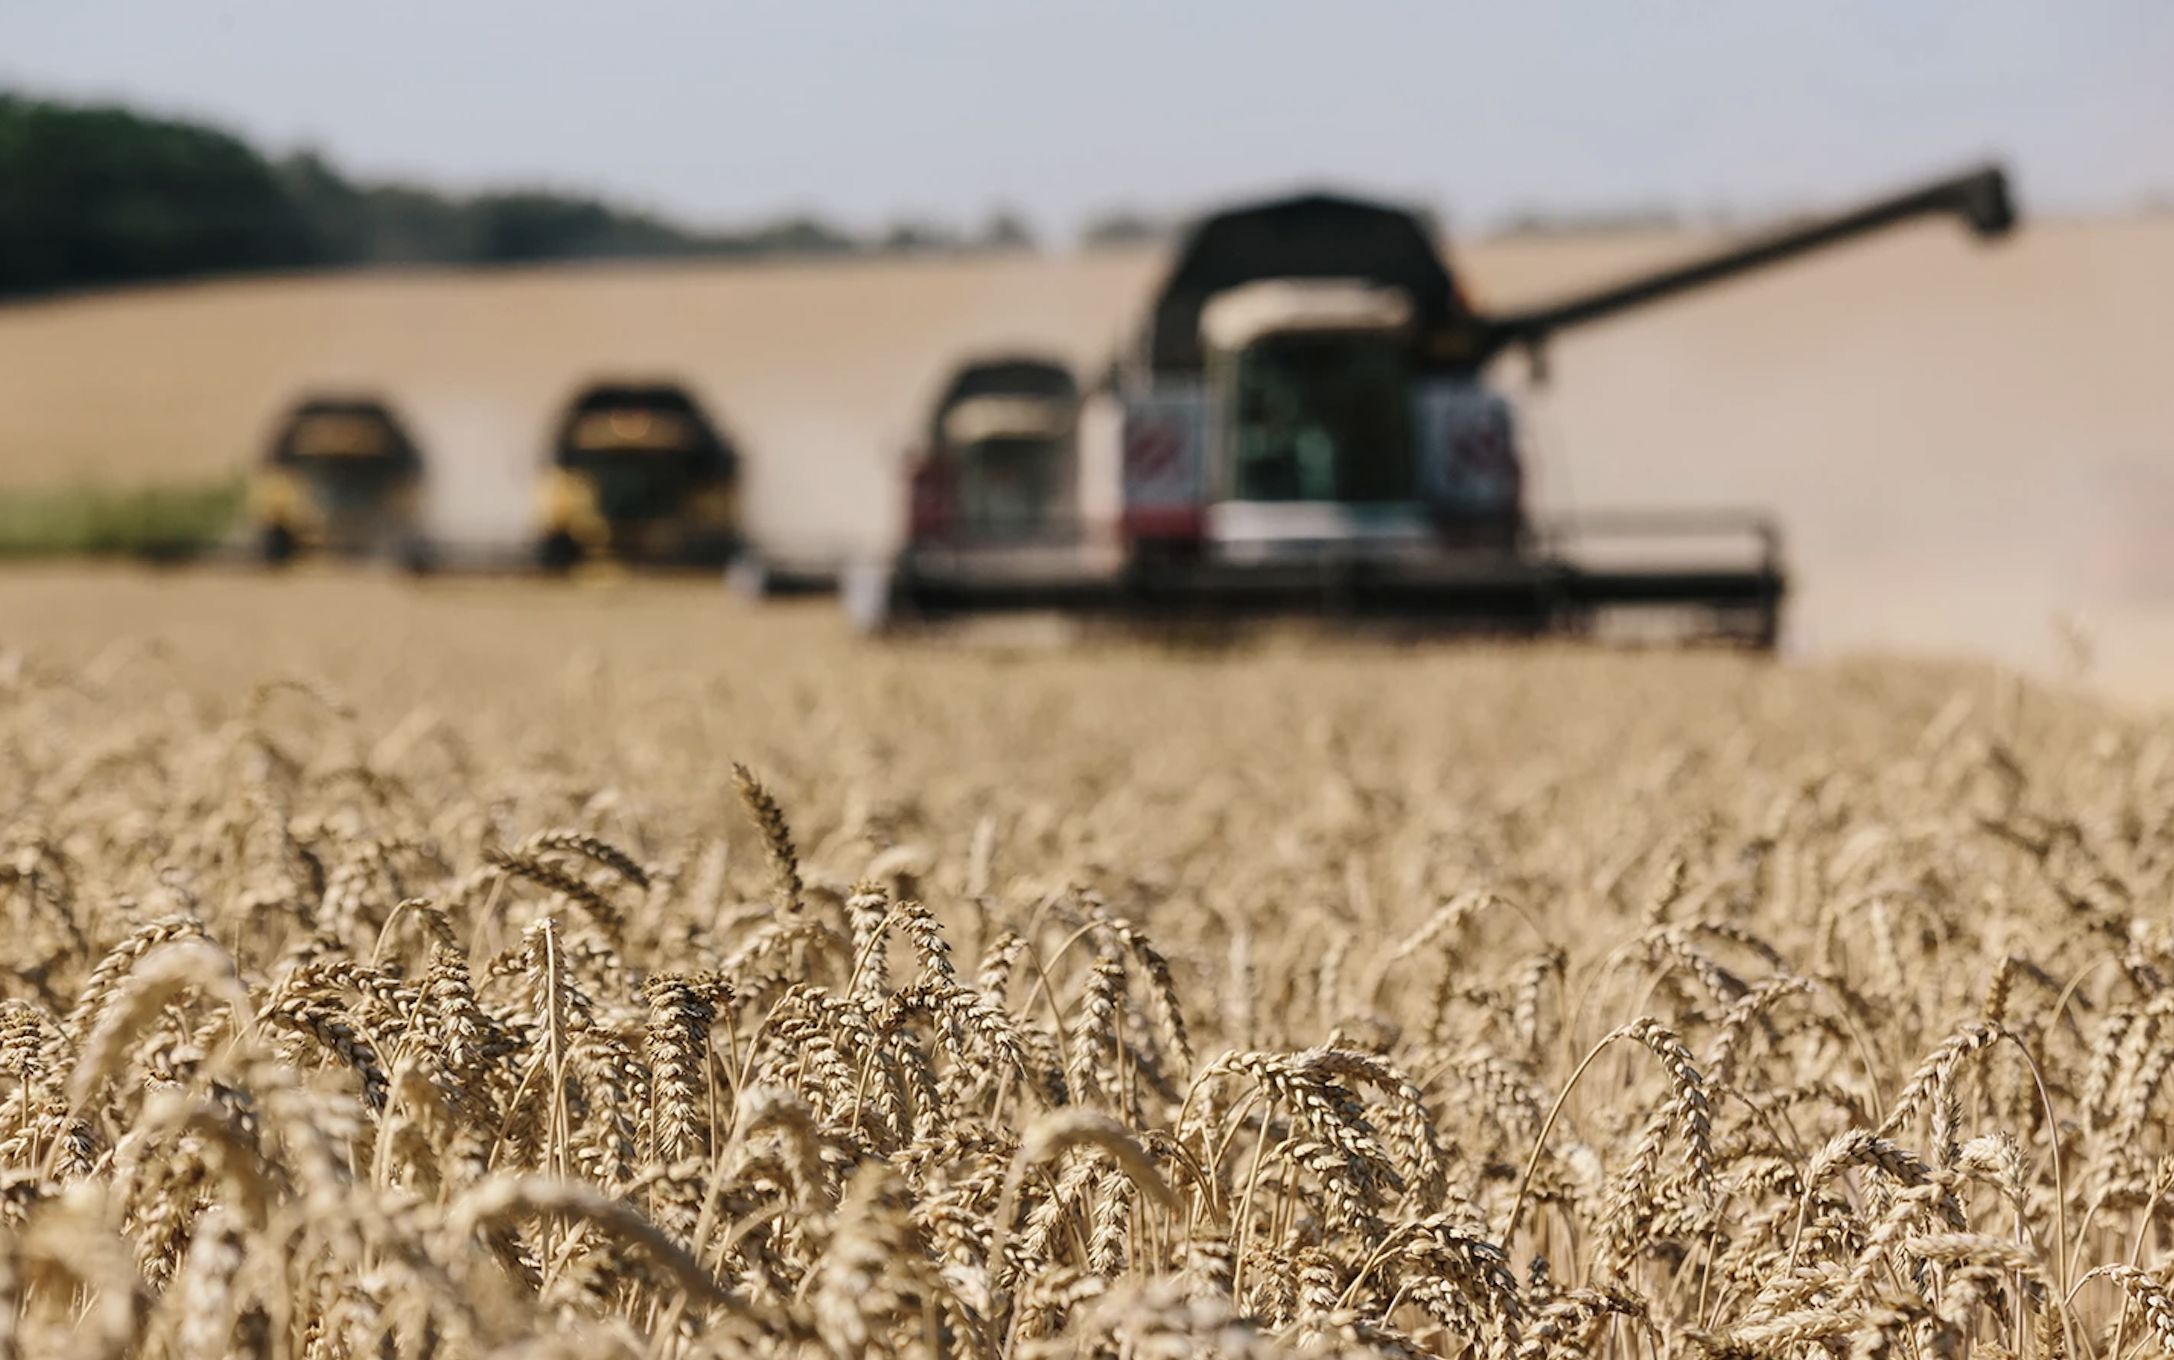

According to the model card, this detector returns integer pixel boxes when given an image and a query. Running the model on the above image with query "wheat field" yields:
[2,567,2173,1358]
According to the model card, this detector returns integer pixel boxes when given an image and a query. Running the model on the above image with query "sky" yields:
[3,1,2168,235]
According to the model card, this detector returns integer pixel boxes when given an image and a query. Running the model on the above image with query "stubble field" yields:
[3,568,2174,1358]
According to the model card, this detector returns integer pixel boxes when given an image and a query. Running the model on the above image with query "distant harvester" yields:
[905,355,1082,546]
[249,394,430,569]
[533,380,742,571]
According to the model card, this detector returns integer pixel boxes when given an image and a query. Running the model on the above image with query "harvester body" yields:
[907,356,1082,545]
[249,395,426,566]
[867,165,2014,643]
[535,381,741,570]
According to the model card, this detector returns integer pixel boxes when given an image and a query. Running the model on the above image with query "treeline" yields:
[0,92,1173,298]
[1486,204,1688,237]
[0,90,1738,300]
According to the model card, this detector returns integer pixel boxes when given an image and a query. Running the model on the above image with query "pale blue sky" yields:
[3,1,2166,233]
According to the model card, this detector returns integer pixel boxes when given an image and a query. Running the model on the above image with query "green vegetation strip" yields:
[0,477,243,559]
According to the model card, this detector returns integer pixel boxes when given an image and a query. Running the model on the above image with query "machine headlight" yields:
[540,470,613,548]
[539,470,597,523]
[250,471,311,526]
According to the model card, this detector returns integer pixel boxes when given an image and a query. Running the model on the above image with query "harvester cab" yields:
[249,395,428,568]
[1192,275,1516,556]
[862,164,2013,644]
[535,381,741,571]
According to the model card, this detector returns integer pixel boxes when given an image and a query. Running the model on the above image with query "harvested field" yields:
[2,217,2171,682]
[2,569,2172,1357]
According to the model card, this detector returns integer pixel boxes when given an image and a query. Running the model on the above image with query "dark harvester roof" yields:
[267,395,422,469]
[1141,192,1481,374]
[927,355,1078,443]
[550,379,736,475]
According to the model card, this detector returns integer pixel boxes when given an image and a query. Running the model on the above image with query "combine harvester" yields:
[902,355,1085,549]
[851,164,2016,646]
[249,394,432,570]
[534,380,744,571]
[739,357,1081,603]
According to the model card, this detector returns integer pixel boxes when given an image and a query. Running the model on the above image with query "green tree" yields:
[978,207,1037,252]
[0,88,1055,295]
[0,93,318,294]
[1078,208,1166,250]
